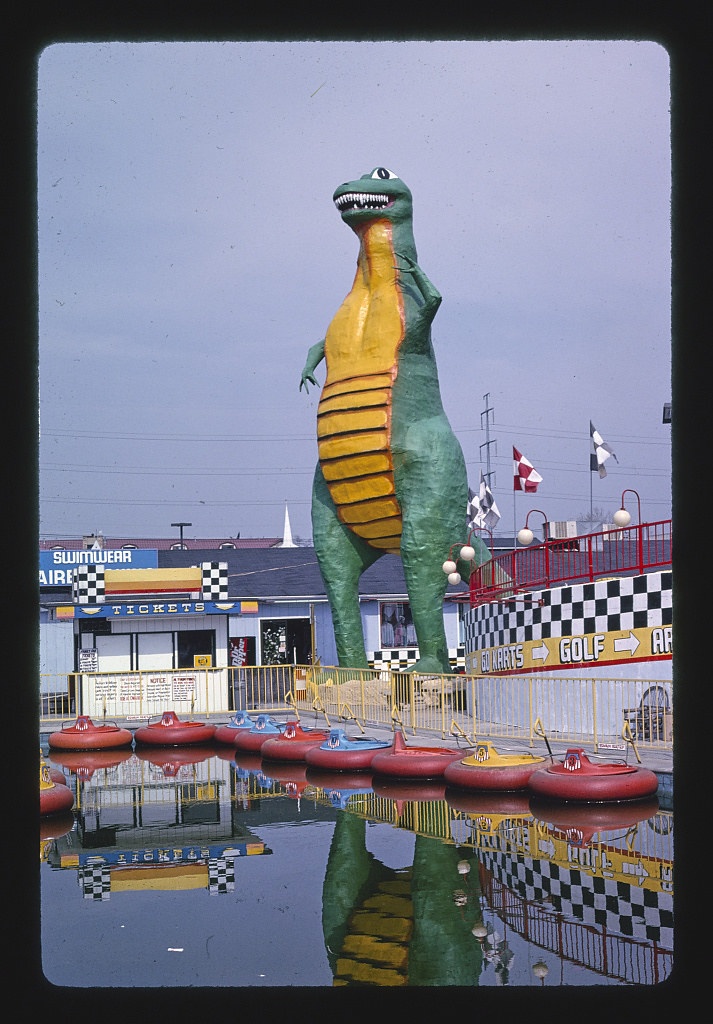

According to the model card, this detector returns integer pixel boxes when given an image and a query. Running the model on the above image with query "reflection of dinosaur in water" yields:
[321,810,484,985]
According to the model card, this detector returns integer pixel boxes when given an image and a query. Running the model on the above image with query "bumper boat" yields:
[48,747,133,781]
[48,715,134,751]
[305,767,375,807]
[527,746,660,802]
[232,714,286,752]
[304,727,391,771]
[133,710,216,747]
[214,710,258,745]
[261,720,331,762]
[369,728,464,780]
[445,788,533,818]
[260,760,311,799]
[40,757,75,816]
[372,776,447,803]
[529,793,660,847]
[443,740,547,792]
[134,744,215,777]
[40,809,75,845]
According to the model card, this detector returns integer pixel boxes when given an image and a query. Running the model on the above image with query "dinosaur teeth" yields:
[335,192,390,212]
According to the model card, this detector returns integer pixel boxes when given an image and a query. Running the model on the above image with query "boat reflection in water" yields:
[40,745,673,987]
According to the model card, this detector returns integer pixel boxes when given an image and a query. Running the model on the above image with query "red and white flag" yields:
[513,447,543,492]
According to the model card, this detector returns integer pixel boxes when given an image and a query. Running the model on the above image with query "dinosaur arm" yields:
[394,251,442,317]
[300,339,326,392]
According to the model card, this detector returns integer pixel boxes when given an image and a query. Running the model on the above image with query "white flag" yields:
[467,473,501,531]
[590,421,618,478]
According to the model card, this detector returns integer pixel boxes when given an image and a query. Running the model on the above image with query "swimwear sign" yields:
[39,548,158,587]
[468,625,672,675]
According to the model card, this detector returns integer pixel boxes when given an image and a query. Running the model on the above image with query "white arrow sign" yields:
[537,837,557,858]
[614,631,640,656]
[531,641,550,663]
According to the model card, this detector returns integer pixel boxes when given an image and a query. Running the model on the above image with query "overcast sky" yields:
[37,39,672,544]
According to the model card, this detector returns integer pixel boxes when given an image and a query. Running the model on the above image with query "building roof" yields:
[158,547,470,601]
[39,543,471,605]
[39,536,284,552]
[151,548,469,602]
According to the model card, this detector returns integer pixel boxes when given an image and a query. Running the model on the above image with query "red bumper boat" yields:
[527,746,660,803]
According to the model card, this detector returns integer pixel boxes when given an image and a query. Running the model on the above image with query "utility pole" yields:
[479,393,496,490]
[171,521,192,548]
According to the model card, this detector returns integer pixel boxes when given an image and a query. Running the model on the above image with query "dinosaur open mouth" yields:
[334,192,392,213]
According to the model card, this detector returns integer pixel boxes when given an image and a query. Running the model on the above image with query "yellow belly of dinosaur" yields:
[318,226,404,553]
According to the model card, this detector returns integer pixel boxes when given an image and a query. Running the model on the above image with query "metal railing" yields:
[469,519,672,606]
[40,664,673,754]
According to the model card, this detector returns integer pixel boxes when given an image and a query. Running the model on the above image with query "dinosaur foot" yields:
[408,656,452,677]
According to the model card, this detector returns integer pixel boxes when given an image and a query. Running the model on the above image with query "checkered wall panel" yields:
[201,562,228,601]
[208,856,235,894]
[369,647,465,672]
[463,571,672,651]
[480,846,673,949]
[79,863,111,899]
[72,563,106,604]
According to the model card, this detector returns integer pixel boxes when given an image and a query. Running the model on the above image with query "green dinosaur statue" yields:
[301,167,490,674]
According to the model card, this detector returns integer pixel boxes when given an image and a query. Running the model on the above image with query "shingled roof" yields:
[158,547,470,601]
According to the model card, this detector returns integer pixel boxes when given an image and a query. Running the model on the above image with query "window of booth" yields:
[177,629,215,669]
[379,602,417,648]
[260,618,311,664]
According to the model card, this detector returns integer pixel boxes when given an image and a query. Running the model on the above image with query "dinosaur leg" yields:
[400,534,454,675]
[311,466,383,669]
[395,431,467,676]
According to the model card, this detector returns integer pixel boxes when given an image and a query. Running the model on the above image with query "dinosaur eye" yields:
[371,167,398,180]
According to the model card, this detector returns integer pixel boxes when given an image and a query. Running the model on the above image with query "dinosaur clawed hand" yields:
[394,250,417,273]
[300,372,319,393]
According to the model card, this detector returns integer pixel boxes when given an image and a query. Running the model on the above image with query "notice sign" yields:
[172,674,196,700]
[88,673,197,703]
[146,675,173,702]
[78,648,98,672]
[90,675,142,702]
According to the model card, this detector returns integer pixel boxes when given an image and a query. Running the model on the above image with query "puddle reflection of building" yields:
[45,749,271,899]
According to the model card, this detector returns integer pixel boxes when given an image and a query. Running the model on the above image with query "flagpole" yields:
[589,444,593,519]
[512,446,515,547]
[513,488,517,549]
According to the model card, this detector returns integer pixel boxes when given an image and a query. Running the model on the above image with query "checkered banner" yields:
[208,856,236,894]
[72,563,106,604]
[464,571,672,651]
[79,863,111,900]
[370,647,465,672]
[480,846,673,950]
[201,562,228,601]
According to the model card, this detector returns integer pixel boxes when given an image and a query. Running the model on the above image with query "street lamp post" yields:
[171,521,192,548]
[517,509,550,589]
[442,527,493,587]
[613,489,643,573]
[516,509,549,547]
[613,488,641,528]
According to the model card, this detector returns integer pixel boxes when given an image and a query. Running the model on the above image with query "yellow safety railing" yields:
[39,664,673,753]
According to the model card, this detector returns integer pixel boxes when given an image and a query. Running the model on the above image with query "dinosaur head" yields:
[333,167,413,229]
